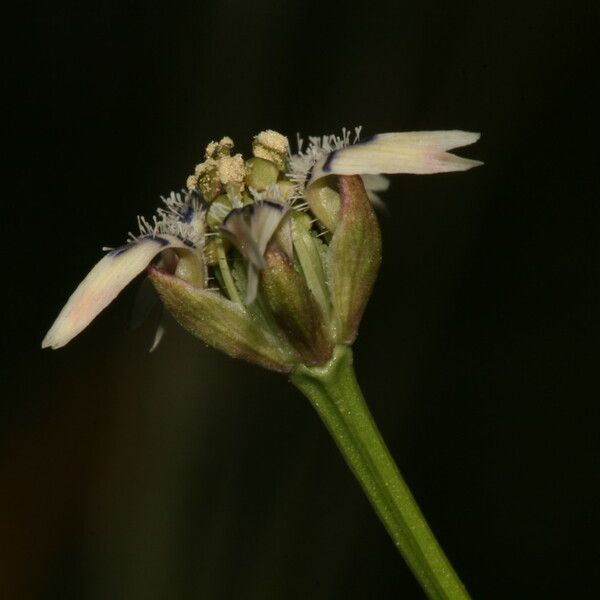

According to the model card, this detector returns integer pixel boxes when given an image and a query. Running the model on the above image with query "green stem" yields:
[290,345,470,600]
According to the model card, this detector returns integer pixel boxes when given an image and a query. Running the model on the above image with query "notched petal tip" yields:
[309,130,482,183]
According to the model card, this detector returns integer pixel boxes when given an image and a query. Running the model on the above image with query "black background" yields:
[2,1,598,598]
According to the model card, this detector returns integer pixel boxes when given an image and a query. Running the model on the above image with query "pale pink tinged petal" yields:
[248,202,289,303]
[221,201,290,304]
[309,130,482,183]
[375,130,481,150]
[251,201,290,255]
[42,234,190,349]
[221,209,265,268]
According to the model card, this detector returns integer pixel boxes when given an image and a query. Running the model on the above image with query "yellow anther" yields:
[252,130,289,171]
[205,136,234,159]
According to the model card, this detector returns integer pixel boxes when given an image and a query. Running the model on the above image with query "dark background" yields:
[3,1,598,598]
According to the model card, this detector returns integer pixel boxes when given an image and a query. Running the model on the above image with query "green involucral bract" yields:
[327,175,382,344]
[149,267,299,372]
[261,246,334,365]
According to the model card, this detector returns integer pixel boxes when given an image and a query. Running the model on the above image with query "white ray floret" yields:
[221,201,290,304]
[43,190,206,349]
[308,130,482,184]
[42,235,193,349]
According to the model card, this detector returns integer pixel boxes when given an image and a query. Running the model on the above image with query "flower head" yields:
[43,128,481,370]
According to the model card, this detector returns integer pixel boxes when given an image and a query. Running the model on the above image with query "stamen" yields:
[287,126,363,197]
[249,183,289,205]
[128,190,206,250]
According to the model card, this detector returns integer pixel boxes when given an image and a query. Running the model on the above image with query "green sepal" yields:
[261,247,334,366]
[327,175,382,344]
[149,267,299,372]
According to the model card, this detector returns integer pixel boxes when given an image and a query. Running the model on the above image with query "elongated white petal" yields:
[252,201,290,255]
[309,130,482,183]
[361,174,390,193]
[221,208,266,268]
[42,235,190,349]
[220,201,289,304]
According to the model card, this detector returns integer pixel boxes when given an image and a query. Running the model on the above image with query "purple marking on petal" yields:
[261,200,285,212]
[322,151,337,173]
[107,244,135,257]
[181,205,194,222]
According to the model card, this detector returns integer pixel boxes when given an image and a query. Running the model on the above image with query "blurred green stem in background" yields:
[291,345,470,600]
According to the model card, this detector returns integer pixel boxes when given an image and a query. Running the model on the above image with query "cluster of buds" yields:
[42,128,481,371]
